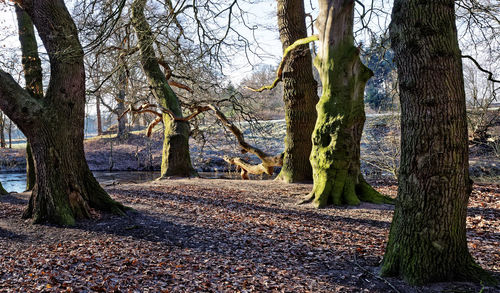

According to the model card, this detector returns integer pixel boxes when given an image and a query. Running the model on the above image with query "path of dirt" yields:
[0,179,498,292]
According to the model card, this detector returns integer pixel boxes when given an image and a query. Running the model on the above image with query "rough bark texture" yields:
[25,143,36,191]
[274,0,318,183]
[381,0,495,285]
[306,0,391,207]
[15,6,40,192]
[0,0,126,226]
[96,93,103,136]
[0,113,5,148]
[131,0,196,178]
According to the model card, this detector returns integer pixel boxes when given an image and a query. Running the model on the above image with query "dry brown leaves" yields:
[0,179,498,292]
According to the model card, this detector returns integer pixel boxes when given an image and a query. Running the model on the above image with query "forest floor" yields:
[0,179,498,292]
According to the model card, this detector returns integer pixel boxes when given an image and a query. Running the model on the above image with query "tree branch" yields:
[245,35,318,92]
[0,69,43,129]
[462,55,500,84]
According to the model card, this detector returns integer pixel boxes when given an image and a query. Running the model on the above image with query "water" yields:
[0,172,26,193]
[0,170,268,194]
[0,171,161,193]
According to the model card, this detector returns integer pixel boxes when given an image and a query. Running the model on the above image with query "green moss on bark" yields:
[307,39,389,207]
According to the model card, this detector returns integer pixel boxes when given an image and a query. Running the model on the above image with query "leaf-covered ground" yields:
[0,179,498,292]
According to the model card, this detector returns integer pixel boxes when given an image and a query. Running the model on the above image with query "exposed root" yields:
[305,173,393,207]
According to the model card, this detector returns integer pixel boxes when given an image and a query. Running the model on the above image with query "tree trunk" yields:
[117,94,127,138]
[0,0,126,226]
[274,0,318,183]
[131,0,196,178]
[0,113,5,148]
[306,0,390,207]
[15,5,40,191]
[96,93,103,136]
[25,143,35,191]
[381,0,494,285]
[117,68,128,139]
[7,120,12,149]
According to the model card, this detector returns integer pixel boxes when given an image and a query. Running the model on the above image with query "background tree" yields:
[0,0,126,225]
[131,0,196,177]
[363,36,398,112]
[274,0,318,183]
[15,5,39,191]
[302,0,391,207]
[381,0,495,284]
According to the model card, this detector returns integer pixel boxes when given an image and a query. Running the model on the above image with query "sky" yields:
[0,0,286,84]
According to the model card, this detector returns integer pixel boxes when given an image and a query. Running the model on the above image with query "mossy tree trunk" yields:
[15,6,40,192]
[0,0,126,226]
[274,0,318,183]
[306,0,391,207]
[131,0,196,178]
[381,0,494,285]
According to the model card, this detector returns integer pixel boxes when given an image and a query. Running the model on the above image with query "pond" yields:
[0,171,161,194]
[0,171,252,194]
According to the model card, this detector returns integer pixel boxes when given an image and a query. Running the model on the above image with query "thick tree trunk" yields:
[0,0,126,226]
[131,0,196,178]
[274,0,318,183]
[305,0,390,207]
[381,0,494,285]
[96,93,103,136]
[16,6,40,191]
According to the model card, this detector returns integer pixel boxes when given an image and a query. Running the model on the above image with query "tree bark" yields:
[25,143,35,191]
[15,5,40,191]
[381,0,494,285]
[7,120,12,149]
[0,113,5,148]
[96,93,103,136]
[305,0,391,207]
[274,0,318,183]
[131,0,196,178]
[117,64,128,138]
[0,0,126,226]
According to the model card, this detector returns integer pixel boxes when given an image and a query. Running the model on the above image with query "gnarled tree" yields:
[131,0,196,178]
[0,0,126,226]
[303,0,391,207]
[381,0,495,285]
[274,0,318,183]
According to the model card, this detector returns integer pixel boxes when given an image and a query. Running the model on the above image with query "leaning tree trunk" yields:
[131,0,196,178]
[0,0,126,226]
[306,0,391,207]
[381,0,494,285]
[16,5,40,192]
[274,0,318,183]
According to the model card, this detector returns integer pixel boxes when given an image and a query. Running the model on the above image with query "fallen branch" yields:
[120,102,283,179]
